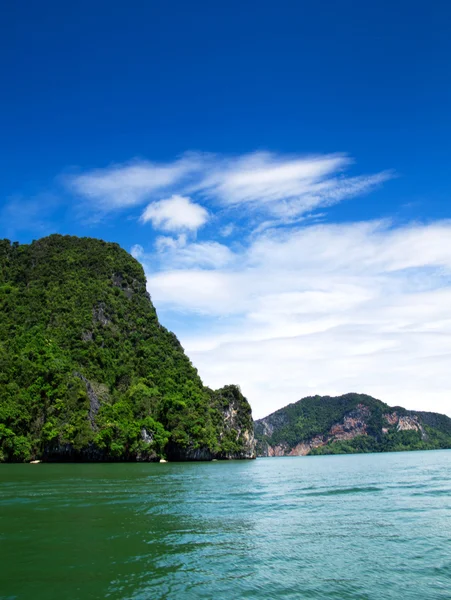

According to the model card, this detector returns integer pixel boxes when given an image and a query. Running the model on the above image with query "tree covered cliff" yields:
[0,235,255,462]
[254,393,451,456]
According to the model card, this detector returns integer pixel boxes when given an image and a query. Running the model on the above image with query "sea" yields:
[1,450,450,599]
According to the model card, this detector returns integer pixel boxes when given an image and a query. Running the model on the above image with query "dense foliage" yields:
[0,235,254,462]
[254,393,451,456]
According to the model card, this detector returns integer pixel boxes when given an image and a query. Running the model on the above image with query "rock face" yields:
[255,393,451,456]
[383,412,426,436]
[166,385,256,461]
[258,403,371,456]
[0,235,255,462]
[74,372,101,428]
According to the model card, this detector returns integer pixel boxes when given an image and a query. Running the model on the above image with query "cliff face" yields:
[255,394,451,456]
[0,235,255,462]
[166,385,256,461]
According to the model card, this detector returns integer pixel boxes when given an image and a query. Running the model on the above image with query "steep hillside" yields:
[254,393,451,456]
[0,235,255,462]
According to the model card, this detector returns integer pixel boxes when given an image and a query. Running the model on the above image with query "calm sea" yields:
[1,451,450,599]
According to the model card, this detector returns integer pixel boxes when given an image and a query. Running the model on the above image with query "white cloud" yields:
[219,223,236,237]
[67,155,201,211]
[147,220,451,418]
[148,269,237,313]
[66,151,392,225]
[130,244,144,259]
[195,152,393,218]
[155,233,188,252]
[157,241,235,269]
[140,195,209,232]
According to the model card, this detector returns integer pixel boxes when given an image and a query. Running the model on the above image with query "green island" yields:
[254,393,451,456]
[0,235,255,462]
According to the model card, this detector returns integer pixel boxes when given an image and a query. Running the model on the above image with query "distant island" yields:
[0,235,255,462]
[254,393,451,456]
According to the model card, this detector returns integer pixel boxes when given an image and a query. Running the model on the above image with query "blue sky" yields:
[1,1,450,417]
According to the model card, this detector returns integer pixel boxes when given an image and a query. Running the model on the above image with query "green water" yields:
[1,451,450,599]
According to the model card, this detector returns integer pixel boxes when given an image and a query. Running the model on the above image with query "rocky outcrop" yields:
[165,386,256,461]
[92,302,111,327]
[287,436,327,456]
[259,403,371,456]
[329,405,370,440]
[258,411,289,439]
[236,429,256,459]
[216,386,256,459]
[74,372,102,428]
[111,272,149,299]
[383,412,427,439]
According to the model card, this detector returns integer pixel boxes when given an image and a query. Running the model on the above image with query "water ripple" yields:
[1,450,451,599]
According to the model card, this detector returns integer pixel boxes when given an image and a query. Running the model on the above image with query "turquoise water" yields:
[1,451,451,599]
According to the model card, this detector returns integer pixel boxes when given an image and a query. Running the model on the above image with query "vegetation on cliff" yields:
[0,235,254,462]
[254,393,451,456]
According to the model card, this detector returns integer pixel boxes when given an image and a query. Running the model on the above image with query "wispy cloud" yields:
[158,240,234,269]
[132,234,233,270]
[195,152,392,217]
[66,151,393,227]
[219,223,236,237]
[67,154,202,212]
